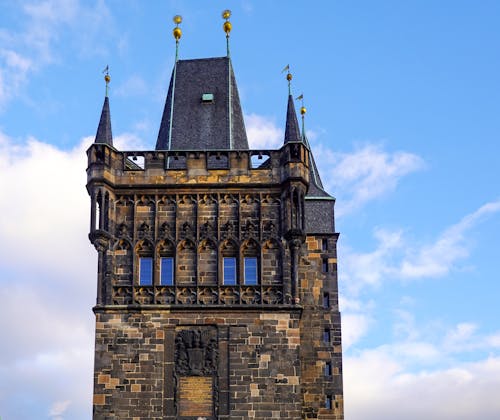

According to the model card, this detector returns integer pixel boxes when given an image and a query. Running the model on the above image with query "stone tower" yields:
[87,15,343,420]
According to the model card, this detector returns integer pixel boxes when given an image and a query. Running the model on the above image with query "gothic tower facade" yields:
[87,16,343,420]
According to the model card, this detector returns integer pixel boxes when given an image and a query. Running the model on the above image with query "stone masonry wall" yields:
[299,235,344,420]
[93,309,303,419]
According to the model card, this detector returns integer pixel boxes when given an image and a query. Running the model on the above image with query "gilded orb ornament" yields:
[301,106,307,115]
[172,14,182,41]
[104,74,111,83]
[173,26,182,40]
[222,9,231,20]
[287,73,292,81]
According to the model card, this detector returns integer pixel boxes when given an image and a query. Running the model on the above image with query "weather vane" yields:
[222,9,232,56]
[296,94,306,140]
[282,64,292,95]
[172,15,182,61]
[102,65,110,97]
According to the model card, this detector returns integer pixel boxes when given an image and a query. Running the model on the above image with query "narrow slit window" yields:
[323,328,331,343]
[139,257,153,285]
[323,292,330,309]
[322,238,328,251]
[325,395,333,409]
[160,257,174,286]
[223,257,237,285]
[244,257,258,285]
[322,258,329,273]
[325,361,332,376]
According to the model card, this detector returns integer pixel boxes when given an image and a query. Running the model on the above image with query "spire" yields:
[299,100,331,198]
[222,9,232,57]
[94,69,113,146]
[283,67,302,143]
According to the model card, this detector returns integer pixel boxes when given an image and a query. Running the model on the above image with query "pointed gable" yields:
[284,95,301,143]
[94,96,113,146]
[156,57,248,150]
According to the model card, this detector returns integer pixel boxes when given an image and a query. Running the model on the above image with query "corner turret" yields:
[94,70,113,146]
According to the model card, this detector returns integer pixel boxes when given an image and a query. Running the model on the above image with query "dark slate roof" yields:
[283,95,301,143]
[304,135,332,198]
[94,96,113,146]
[156,57,248,151]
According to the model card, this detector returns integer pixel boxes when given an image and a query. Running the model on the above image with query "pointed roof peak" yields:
[284,94,301,143]
[94,96,113,146]
[156,56,248,151]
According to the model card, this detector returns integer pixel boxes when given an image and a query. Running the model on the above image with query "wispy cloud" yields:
[400,200,500,278]
[340,200,500,294]
[0,1,115,110]
[244,113,283,149]
[315,143,425,216]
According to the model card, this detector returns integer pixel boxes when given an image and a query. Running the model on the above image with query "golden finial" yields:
[282,64,292,95]
[102,65,110,97]
[173,15,182,41]
[296,94,307,140]
[222,9,232,56]
[172,15,182,61]
[297,94,306,115]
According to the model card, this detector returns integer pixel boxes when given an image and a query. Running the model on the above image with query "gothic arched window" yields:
[242,239,260,285]
[158,240,175,286]
[221,240,238,285]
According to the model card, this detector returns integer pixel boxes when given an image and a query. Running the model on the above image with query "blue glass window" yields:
[325,361,332,376]
[139,257,153,285]
[160,257,174,286]
[223,257,237,285]
[323,328,331,343]
[244,257,258,285]
[325,395,333,409]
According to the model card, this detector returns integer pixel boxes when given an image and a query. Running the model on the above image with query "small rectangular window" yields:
[322,258,329,273]
[323,292,330,309]
[139,257,153,285]
[160,257,174,286]
[323,328,331,343]
[325,361,332,376]
[244,257,258,285]
[325,395,333,409]
[223,257,237,285]
[322,238,328,251]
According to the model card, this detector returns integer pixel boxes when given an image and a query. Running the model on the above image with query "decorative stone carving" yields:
[112,286,132,305]
[241,287,261,304]
[137,222,151,239]
[200,220,215,238]
[175,328,218,376]
[198,287,218,305]
[180,221,194,240]
[176,287,197,304]
[262,286,284,304]
[155,286,175,304]
[241,219,257,239]
[220,220,235,239]
[116,223,129,238]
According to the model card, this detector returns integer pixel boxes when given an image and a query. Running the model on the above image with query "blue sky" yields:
[0,1,499,419]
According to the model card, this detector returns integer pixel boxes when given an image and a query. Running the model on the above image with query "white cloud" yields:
[244,113,283,149]
[0,131,143,419]
[0,1,115,110]
[344,350,500,420]
[400,200,500,278]
[340,200,500,294]
[314,143,424,216]
[49,400,71,418]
